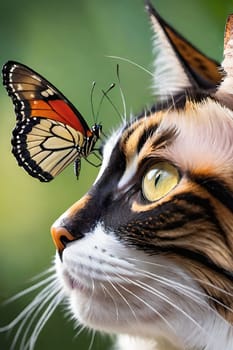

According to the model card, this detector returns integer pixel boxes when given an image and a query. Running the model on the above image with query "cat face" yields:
[52,3,233,350]
[52,94,233,348]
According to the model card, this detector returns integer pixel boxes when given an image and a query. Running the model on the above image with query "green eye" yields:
[142,162,179,202]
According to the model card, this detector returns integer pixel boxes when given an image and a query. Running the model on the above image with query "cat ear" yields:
[215,15,233,109]
[145,1,222,100]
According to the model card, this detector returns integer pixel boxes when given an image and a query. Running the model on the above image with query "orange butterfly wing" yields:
[2,61,100,182]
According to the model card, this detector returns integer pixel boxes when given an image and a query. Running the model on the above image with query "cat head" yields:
[51,3,233,349]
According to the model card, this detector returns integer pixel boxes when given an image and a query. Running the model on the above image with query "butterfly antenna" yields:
[99,84,126,122]
[96,83,116,120]
[116,64,127,122]
[90,81,97,123]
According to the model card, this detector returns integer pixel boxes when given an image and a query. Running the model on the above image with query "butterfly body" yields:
[2,61,101,182]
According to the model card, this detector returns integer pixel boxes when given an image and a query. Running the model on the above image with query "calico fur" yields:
[3,2,233,350]
[51,3,233,349]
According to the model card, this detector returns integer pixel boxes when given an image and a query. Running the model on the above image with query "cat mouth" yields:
[62,270,89,293]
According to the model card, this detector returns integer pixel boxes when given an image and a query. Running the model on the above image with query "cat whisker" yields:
[26,290,63,350]
[0,272,62,350]
[133,268,206,305]
[73,323,86,339]
[117,273,203,332]
[128,257,233,299]
[29,265,56,282]
[138,278,204,326]
[130,264,205,296]
[192,277,233,297]
[3,273,57,305]
[127,257,177,269]
[107,55,153,77]
[13,289,56,350]
[104,273,138,323]
[100,283,120,322]
[18,284,61,350]
[129,263,233,318]
[114,275,174,332]
[84,276,96,323]
[87,328,96,350]
[0,278,58,332]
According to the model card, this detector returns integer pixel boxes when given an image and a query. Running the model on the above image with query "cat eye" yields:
[142,162,179,202]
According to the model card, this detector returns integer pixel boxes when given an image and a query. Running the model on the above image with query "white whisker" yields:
[11,289,55,350]
[107,55,153,77]
[117,272,203,331]
[0,268,62,350]
[18,283,61,350]
[29,266,55,282]
[74,324,86,339]
[1,279,59,332]
[130,259,233,313]
[100,283,119,321]
[132,266,206,305]
[128,257,233,299]
[27,290,63,350]
[114,276,174,332]
[132,277,203,331]
[87,328,96,350]
[105,274,138,322]
[3,274,57,305]
[192,277,233,297]
[83,277,96,324]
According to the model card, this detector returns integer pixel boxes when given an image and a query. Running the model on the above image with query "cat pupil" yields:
[154,173,161,187]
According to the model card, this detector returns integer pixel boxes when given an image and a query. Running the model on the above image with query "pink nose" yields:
[51,226,75,252]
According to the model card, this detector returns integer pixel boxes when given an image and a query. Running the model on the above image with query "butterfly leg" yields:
[85,154,102,168]
[92,150,102,161]
[74,158,81,180]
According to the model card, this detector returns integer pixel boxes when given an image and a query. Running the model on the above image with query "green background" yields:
[0,0,231,349]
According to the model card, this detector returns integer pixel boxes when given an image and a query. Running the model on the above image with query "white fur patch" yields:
[55,221,233,350]
[118,153,138,190]
[115,335,158,350]
[95,125,125,184]
[157,99,233,178]
[217,37,233,94]
[150,16,191,100]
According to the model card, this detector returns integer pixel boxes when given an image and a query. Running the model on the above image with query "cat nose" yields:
[51,226,75,252]
[50,193,94,255]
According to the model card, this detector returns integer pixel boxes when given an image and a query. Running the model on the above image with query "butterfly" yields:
[2,61,102,182]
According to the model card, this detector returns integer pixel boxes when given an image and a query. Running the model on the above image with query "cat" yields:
[2,2,233,350]
[51,3,233,350]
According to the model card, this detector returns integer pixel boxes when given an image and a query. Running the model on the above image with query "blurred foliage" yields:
[0,0,232,349]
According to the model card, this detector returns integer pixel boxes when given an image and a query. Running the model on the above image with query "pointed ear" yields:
[145,1,223,100]
[215,15,233,109]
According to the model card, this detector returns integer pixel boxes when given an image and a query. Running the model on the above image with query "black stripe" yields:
[161,246,233,281]
[121,122,138,145]
[137,124,158,153]
[116,191,230,260]
[133,202,207,236]
[194,176,233,213]
[137,125,177,154]
[136,91,211,121]
[158,192,230,247]
[123,237,233,282]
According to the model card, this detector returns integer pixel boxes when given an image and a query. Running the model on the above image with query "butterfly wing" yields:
[2,61,94,182]
[12,117,85,182]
